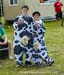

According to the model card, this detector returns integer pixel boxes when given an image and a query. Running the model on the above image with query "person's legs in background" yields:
[59,12,64,26]
[55,12,63,26]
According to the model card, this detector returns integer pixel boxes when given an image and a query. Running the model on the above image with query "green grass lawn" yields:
[0,21,64,75]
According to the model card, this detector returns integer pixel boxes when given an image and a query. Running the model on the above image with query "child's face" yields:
[33,14,40,20]
[22,8,29,16]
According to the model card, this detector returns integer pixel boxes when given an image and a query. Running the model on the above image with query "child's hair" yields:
[21,5,29,10]
[32,11,40,17]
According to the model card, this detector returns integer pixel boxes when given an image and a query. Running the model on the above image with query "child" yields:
[0,22,13,59]
[13,5,33,67]
[30,11,54,66]
[13,16,33,67]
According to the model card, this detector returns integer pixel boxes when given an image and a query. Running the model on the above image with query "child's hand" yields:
[3,41,7,45]
[32,32,36,37]
[35,23,40,29]
[0,42,4,45]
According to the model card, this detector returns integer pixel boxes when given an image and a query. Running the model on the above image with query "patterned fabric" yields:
[28,20,52,64]
[13,15,33,66]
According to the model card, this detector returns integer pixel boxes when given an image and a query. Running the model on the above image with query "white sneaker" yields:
[9,56,14,60]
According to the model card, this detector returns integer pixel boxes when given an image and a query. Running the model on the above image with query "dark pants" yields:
[0,38,8,59]
[55,12,63,20]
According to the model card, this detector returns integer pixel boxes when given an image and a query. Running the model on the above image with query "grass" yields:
[0,21,64,75]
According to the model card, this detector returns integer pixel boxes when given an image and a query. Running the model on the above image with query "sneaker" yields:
[25,61,32,67]
[46,59,54,66]
[9,55,14,60]
[16,61,23,67]
[34,62,42,66]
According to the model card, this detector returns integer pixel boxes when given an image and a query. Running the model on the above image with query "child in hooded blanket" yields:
[13,5,33,67]
[29,11,54,66]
